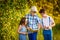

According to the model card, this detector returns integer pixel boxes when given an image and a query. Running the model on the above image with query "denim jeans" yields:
[43,30,52,40]
[19,34,27,40]
[28,32,37,40]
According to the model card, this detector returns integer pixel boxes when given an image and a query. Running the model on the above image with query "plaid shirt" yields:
[26,14,41,30]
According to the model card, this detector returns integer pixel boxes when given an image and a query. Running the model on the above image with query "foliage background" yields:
[0,0,60,40]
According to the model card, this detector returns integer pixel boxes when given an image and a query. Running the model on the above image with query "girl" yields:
[18,17,28,40]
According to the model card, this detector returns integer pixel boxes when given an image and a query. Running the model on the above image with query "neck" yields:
[31,13,36,16]
[42,14,48,18]
[31,14,35,16]
[21,24,25,26]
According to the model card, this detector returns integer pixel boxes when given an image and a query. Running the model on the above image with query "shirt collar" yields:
[30,13,37,16]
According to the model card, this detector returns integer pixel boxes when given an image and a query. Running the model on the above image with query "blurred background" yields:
[0,0,60,40]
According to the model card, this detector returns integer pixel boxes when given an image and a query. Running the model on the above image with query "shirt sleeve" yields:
[25,14,29,21]
[37,16,41,24]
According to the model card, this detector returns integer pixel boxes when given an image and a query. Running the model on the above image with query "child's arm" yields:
[26,26,34,32]
[38,23,42,30]
[50,17,55,27]
[27,26,39,32]
[26,27,32,31]
[46,17,55,29]
[18,25,22,34]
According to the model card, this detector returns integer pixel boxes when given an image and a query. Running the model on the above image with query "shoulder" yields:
[25,14,31,19]
[26,13,31,16]
[48,16,54,22]
[19,25,22,28]
[35,15,41,20]
[47,16,52,19]
[48,16,53,20]
[34,14,39,18]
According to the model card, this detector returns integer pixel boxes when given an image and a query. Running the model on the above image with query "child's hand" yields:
[27,27,31,30]
[27,27,32,31]
[43,26,51,29]
[21,32,28,35]
[27,27,34,32]
[33,30,38,32]
[46,26,51,29]
[25,32,28,35]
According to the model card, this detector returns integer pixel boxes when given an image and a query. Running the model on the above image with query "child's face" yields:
[41,13,45,16]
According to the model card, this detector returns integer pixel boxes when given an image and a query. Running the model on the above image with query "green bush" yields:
[0,0,60,40]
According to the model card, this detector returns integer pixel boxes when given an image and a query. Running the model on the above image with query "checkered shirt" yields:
[26,14,41,30]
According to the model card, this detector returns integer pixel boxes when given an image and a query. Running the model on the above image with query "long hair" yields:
[19,17,26,25]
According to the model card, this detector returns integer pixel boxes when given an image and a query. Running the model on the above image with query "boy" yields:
[39,9,55,40]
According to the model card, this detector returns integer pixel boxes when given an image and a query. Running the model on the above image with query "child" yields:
[18,17,28,40]
[39,9,55,40]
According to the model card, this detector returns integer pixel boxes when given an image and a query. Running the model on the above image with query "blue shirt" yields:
[26,14,41,30]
